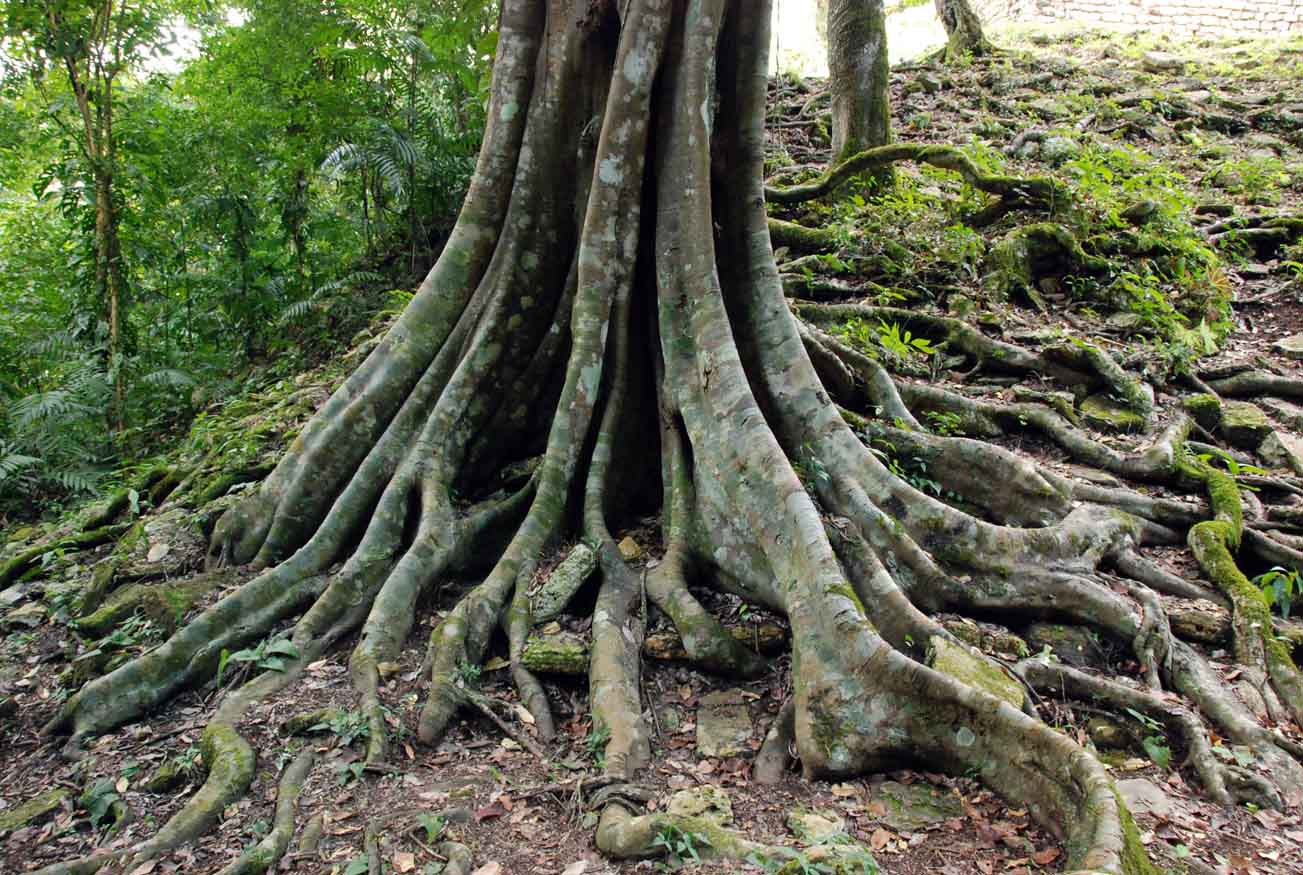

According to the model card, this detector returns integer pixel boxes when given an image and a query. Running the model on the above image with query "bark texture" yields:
[33,3,1303,874]
[934,0,993,61]
[827,0,891,164]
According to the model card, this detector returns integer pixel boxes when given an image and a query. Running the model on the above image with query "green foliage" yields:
[80,779,122,831]
[923,410,963,437]
[216,635,299,686]
[586,719,611,770]
[1253,566,1302,619]
[652,824,711,867]
[0,0,495,520]
[1124,708,1172,768]
[310,708,372,747]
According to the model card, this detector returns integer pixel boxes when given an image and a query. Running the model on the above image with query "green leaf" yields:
[1142,736,1171,769]
[264,638,299,658]
[344,855,370,875]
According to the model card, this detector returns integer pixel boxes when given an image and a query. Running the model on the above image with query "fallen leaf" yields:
[115,777,130,793]
[1032,847,1060,865]
[561,863,588,875]
[129,862,157,875]
[513,704,535,725]
[475,801,507,823]
[146,543,170,563]
[830,782,857,797]
[870,828,893,851]
[392,851,416,873]
[471,864,502,875]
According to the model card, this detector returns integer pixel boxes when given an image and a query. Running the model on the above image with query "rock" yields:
[0,788,71,835]
[1024,623,1101,668]
[917,72,944,94]
[1273,333,1303,361]
[654,704,682,734]
[1182,394,1222,431]
[1259,431,1303,476]
[668,786,732,825]
[1081,394,1146,434]
[1028,98,1069,121]
[1120,199,1160,226]
[531,542,598,622]
[617,536,642,561]
[1194,202,1235,217]
[1116,778,1188,820]
[867,780,962,831]
[1263,398,1303,430]
[1087,716,1138,751]
[1039,135,1081,166]
[928,636,1023,707]
[142,759,190,794]
[1141,51,1185,74]
[1219,400,1272,450]
[3,601,46,629]
[696,689,753,758]
[788,809,847,843]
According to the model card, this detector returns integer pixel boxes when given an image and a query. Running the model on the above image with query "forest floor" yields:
[5,23,1303,875]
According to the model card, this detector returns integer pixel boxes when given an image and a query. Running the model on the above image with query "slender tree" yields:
[4,0,165,432]
[827,0,891,164]
[934,0,993,61]
[35,3,1303,873]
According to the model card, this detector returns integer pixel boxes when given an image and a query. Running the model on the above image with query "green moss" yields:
[928,636,1024,707]
[0,788,71,834]
[1182,393,1222,430]
[1114,790,1162,875]
[1080,394,1147,434]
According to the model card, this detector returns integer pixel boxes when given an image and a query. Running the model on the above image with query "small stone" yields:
[1259,431,1303,476]
[1081,394,1146,434]
[1141,51,1186,74]
[1028,98,1069,120]
[142,759,189,794]
[1039,135,1081,166]
[1263,398,1303,430]
[916,72,944,94]
[3,602,46,629]
[617,536,642,561]
[1182,394,1222,431]
[668,785,732,824]
[696,689,752,758]
[1194,202,1235,217]
[1120,199,1160,226]
[928,636,1023,707]
[1024,623,1100,668]
[787,809,847,844]
[1219,400,1272,449]
[1273,333,1303,361]
[867,780,962,832]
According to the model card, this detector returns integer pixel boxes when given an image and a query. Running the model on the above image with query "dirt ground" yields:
[6,22,1303,875]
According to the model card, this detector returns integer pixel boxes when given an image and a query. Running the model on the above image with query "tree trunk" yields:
[827,0,891,165]
[41,3,1303,874]
[934,0,992,60]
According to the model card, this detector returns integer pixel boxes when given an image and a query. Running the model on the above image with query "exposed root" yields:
[764,143,1067,216]
[1016,659,1280,809]
[214,748,314,875]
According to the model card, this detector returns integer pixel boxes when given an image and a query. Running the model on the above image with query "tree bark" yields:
[37,4,1303,874]
[827,0,891,165]
[934,0,992,60]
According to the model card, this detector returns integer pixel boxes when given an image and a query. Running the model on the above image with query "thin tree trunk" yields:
[934,0,992,60]
[828,0,892,166]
